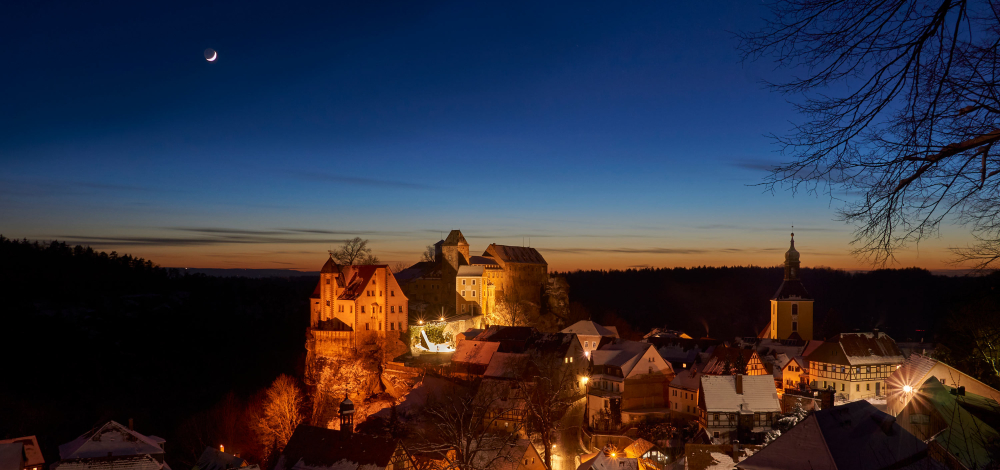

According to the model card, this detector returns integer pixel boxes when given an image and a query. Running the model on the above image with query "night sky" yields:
[0,1,966,271]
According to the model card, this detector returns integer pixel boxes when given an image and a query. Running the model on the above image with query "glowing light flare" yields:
[581,376,589,384]
[220,445,224,453]
[903,385,913,393]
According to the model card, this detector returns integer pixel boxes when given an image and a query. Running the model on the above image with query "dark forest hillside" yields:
[563,266,994,342]
[0,237,314,468]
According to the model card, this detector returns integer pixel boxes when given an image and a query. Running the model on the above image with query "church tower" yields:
[768,234,814,340]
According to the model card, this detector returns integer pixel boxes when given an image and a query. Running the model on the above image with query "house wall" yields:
[669,385,699,420]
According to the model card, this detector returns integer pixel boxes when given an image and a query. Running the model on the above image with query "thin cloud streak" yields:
[290,171,438,190]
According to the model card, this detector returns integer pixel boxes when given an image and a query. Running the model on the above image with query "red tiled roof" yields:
[337,265,387,301]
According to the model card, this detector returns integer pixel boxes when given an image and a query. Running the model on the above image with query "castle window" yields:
[461,291,466,296]
[361,306,365,313]
[472,280,476,285]
[379,291,382,296]
[399,322,403,330]
[379,322,382,330]
[326,279,330,284]
[472,290,476,297]
[366,323,370,330]
[462,279,466,285]
[792,321,798,331]
[391,323,395,331]
[792,304,798,316]
[391,290,395,296]
[326,301,330,306]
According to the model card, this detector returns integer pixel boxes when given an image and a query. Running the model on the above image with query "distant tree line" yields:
[0,236,314,469]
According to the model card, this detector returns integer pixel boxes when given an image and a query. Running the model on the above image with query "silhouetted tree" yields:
[741,1,1000,269]
[332,237,380,265]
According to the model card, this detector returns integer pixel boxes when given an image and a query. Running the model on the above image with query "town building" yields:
[0,437,42,470]
[698,375,781,444]
[576,445,642,470]
[52,421,169,470]
[191,447,258,470]
[587,340,675,432]
[738,401,943,470]
[645,337,720,372]
[805,331,904,401]
[700,346,767,376]
[886,353,1000,416]
[307,259,409,355]
[894,377,1000,470]
[562,320,620,359]
[275,423,415,470]
[669,368,703,421]
[761,234,814,341]
[471,438,545,470]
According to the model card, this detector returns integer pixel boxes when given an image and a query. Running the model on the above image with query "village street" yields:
[551,397,588,470]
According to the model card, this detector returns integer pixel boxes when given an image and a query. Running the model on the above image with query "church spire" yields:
[784,233,800,280]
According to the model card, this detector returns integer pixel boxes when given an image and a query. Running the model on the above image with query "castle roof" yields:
[320,256,339,274]
[442,230,468,246]
[785,233,800,263]
[484,244,546,265]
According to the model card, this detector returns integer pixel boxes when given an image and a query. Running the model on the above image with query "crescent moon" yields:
[207,51,217,62]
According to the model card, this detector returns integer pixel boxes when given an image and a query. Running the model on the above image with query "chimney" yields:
[873,328,879,337]
[732,440,739,461]
[128,418,133,431]
[735,375,743,395]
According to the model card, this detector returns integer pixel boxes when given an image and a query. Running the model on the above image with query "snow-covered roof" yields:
[53,455,167,470]
[700,375,780,413]
[561,321,618,337]
[575,450,638,470]
[591,341,652,375]
[828,332,905,366]
[670,369,702,391]
[0,443,24,470]
[58,421,165,460]
[484,352,528,379]
[452,340,500,366]
[739,401,939,470]
[192,447,246,470]
[470,439,534,470]
[0,436,43,467]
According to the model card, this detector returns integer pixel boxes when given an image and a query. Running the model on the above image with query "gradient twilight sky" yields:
[0,1,971,272]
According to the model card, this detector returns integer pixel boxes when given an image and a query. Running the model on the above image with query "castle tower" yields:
[319,256,339,325]
[440,230,470,272]
[339,395,354,434]
[769,234,814,340]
